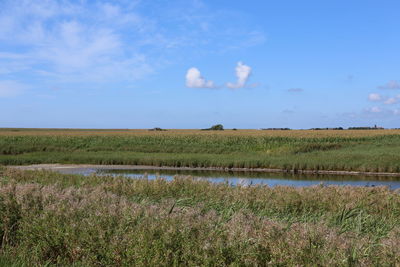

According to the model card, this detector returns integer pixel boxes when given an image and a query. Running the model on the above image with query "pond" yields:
[57,167,400,189]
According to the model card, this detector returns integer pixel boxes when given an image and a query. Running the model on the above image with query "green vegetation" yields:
[1,131,400,172]
[202,124,224,131]
[149,127,167,131]
[310,127,344,130]
[0,169,399,266]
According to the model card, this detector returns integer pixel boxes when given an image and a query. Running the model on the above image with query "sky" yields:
[1,0,400,129]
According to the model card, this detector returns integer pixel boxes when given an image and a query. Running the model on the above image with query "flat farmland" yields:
[2,128,400,137]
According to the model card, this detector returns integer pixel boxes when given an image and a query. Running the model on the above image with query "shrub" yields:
[202,124,224,131]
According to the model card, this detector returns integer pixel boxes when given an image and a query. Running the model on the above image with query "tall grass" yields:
[1,132,400,172]
[0,169,399,266]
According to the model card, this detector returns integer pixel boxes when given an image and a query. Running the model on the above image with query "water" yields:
[58,167,400,190]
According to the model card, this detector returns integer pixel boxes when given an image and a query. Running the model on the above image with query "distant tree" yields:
[261,128,291,131]
[202,124,224,131]
[348,126,383,130]
[149,127,166,131]
[210,124,224,130]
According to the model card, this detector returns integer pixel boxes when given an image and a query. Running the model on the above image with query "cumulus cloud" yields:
[227,62,251,89]
[364,91,400,116]
[368,93,382,101]
[185,67,215,88]
[0,80,26,97]
[378,80,400,90]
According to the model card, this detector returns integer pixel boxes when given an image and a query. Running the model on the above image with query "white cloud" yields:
[368,93,382,101]
[0,80,26,97]
[0,0,265,92]
[227,62,252,89]
[370,106,382,113]
[39,21,121,70]
[393,109,400,115]
[378,80,400,90]
[0,0,153,86]
[384,97,398,105]
[185,67,215,88]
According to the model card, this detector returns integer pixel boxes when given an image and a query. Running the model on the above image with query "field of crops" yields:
[2,128,400,137]
[0,168,399,266]
[1,128,400,173]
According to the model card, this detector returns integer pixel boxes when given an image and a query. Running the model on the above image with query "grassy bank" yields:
[2,129,400,172]
[0,168,399,266]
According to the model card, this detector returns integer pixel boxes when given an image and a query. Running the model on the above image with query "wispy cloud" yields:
[368,93,382,101]
[0,80,27,97]
[378,80,400,90]
[227,62,252,89]
[0,0,153,86]
[282,109,295,114]
[287,88,303,93]
[185,68,215,88]
[384,97,398,105]
[0,0,265,93]
[367,106,382,113]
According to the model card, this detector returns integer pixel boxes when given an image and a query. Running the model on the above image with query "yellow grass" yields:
[1,128,400,138]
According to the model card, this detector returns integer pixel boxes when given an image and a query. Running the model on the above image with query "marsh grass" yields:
[1,131,400,172]
[0,169,399,266]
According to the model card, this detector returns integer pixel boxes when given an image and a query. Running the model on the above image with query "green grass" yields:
[2,134,400,172]
[0,169,399,266]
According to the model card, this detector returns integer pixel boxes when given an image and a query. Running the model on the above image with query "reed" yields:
[0,169,399,266]
[1,129,400,172]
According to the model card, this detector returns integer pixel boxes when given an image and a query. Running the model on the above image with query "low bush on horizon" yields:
[0,169,399,266]
[202,124,224,131]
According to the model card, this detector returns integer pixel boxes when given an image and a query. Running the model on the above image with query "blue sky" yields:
[1,0,400,129]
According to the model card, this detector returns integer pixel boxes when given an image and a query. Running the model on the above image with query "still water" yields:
[59,167,400,190]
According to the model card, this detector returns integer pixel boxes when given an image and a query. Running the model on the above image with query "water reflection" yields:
[60,168,400,190]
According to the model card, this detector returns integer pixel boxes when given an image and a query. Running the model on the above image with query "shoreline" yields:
[8,164,400,177]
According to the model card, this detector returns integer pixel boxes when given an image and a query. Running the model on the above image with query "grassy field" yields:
[1,128,400,173]
[1,128,400,172]
[0,168,399,266]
